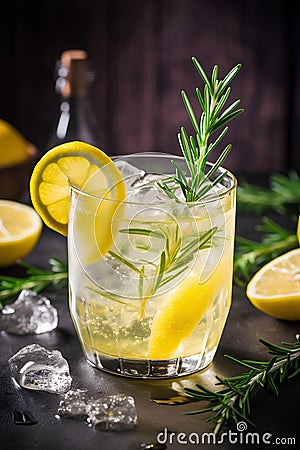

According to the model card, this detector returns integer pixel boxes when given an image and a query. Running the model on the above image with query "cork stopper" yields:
[60,49,89,97]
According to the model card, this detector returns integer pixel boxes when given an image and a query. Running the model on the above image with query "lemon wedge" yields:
[246,248,300,320]
[148,262,226,359]
[0,200,42,267]
[0,119,30,168]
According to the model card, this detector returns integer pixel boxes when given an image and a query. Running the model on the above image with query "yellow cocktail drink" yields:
[68,153,236,378]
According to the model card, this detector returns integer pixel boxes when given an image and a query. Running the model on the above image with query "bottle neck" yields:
[60,93,91,109]
[47,50,103,150]
[57,95,93,131]
[50,95,101,147]
[60,53,89,97]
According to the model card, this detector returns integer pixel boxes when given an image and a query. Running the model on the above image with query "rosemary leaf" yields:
[108,250,147,278]
[216,63,242,96]
[181,91,200,134]
[195,87,205,111]
[196,171,227,199]
[192,57,213,94]
[212,108,244,133]
[205,144,231,180]
[205,126,228,156]
[119,228,165,239]
[219,99,241,119]
[211,64,218,85]
[210,87,231,122]
[86,285,139,309]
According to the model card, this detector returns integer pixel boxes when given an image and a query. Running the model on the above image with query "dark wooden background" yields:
[0,0,299,175]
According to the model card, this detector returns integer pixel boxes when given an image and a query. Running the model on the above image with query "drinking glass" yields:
[68,153,236,378]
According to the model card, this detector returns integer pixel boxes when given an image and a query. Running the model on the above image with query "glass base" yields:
[85,350,215,379]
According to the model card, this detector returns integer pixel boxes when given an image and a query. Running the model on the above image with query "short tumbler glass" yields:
[68,153,236,378]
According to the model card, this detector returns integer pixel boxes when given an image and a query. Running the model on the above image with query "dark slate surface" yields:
[0,220,299,450]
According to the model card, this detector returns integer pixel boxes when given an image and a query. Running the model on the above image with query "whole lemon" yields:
[0,119,31,168]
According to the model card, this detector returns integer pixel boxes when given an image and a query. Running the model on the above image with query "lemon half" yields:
[0,200,42,267]
[246,248,300,320]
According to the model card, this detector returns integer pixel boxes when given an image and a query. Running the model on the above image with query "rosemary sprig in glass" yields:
[0,258,68,307]
[185,334,300,435]
[158,57,243,202]
[109,225,217,316]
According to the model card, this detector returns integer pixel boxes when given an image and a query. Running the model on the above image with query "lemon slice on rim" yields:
[246,248,300,320]
[0,200,42,267]
[30,141,125,235]
[30,141,126,263]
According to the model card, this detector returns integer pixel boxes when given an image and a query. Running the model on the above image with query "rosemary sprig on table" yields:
[237,170,300,214]
[0,258,68,307]
[158,57,243,202]
[185,334,300,435]
[234,216,298,287]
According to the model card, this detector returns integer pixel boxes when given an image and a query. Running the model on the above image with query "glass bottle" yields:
[47,49,103,150]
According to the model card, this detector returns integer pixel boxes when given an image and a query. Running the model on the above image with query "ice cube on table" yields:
[0,289,58,335]
[57,389,91,419]
[9,344,72,394]
[57,390,137,431]
[87,394,137,431]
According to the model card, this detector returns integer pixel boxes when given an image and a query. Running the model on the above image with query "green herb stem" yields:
[0,258,68,307]
[159,57,243,202]
[185,335,300,434]
[234,216,298,287]
[237,171,300,214]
